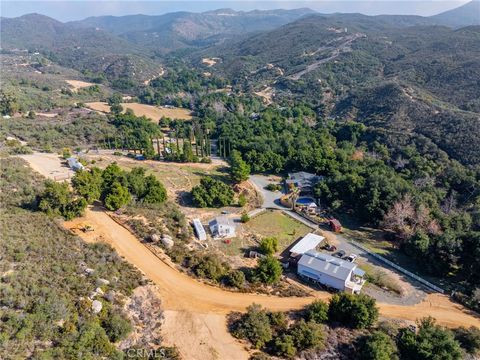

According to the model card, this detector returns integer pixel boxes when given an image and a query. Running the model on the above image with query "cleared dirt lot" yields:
[85,102,192,121]
[18,152,73,180]
[65,79,96,91]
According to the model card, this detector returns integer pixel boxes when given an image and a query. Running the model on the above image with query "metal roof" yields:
[290,233,325,255]
[209,216,235,228]
[298,250,358,281]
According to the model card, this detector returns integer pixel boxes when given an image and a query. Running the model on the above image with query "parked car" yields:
[221,210,230,215]
[334,250,346,258]
[346,254,358,262]
[323,244,337,252]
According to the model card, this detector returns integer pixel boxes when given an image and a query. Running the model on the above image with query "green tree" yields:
[259,237,279,255]
[238,193,247,207]
[289,319,325,351]
[107,92,123,106]
[226,270,246,288]
[102,312,133,342]
[398,317,462,360]
[193,255,229,282]
[104,182,131,211]
[142,175,167,204]
[72,168,102,204]
[305,300,329,323]
[254,256,282,285]
[328,293,378,329]
[0,90,18,116]
[274,334,297,358]
[454,326,480,355]
[232,304,272,349]
[240,212,250,223]
[191,177,234,208]
[38,180,87,220]
[127,167,147,198]
[230,150,251,183]
[358,331,398,360]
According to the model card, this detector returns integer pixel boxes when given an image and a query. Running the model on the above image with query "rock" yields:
[104,291,115,302]
[161,236,174,249]
[95,287,104,296]
[91,300,103,314]
[97,278,110,286]
[151,234,160,242]
[84,268,95,275]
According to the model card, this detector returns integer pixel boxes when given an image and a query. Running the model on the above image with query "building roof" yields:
[192,218,207,239]
[290,233,325,255]
[286,171,323,188]
[209,215,235,228]
[298,250,357,282]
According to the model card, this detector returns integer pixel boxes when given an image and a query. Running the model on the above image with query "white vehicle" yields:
[346,254,358,262]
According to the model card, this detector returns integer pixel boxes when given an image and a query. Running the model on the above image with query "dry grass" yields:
[65,79,96,91]
[85,102,192,121]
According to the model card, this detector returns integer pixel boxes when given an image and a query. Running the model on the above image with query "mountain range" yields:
[1,2,479,165]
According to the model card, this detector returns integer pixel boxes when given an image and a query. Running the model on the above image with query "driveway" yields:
[249,174,288,209]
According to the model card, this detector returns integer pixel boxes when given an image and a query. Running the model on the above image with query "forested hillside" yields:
[69,8,315,54]
[195,14,480,166]
[0,14,160,83]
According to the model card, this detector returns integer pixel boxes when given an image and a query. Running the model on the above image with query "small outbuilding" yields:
[66,157,84,171]
[297,250,365,293]
[290,233,325,256]
[192,218,207,241]
[328,218,342,233]
[209,216,236,239]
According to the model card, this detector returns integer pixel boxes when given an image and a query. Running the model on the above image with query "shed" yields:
[329,218,342,233]
[192,218,207,241]
[290,233,325,255]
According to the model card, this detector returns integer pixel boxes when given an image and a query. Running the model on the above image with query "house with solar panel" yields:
[297,250,366,293]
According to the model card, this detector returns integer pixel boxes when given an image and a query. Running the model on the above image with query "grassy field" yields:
[86,102,193,121]
[245,210,311,253]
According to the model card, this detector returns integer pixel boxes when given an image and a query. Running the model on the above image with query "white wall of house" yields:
[297,264,347,290]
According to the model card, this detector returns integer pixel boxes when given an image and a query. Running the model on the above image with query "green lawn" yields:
[245,210,311,253]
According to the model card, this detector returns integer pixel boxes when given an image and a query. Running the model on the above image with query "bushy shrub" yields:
[259,237,278,255]
[253,256,282,285]
[454,326,480,354]
[358,331,398,360]
[191,177,234,208]
[305,300,329,323]
[328,293,378,329]
[226,270,246,288]
[288,319,325,351]
[37,180,87,220]
[193,255,230,282]
[232,304,272,349]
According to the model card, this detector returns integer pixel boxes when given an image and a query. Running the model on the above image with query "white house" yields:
[297,250,365,293]
[209,216,236,239]
[289,233,325,256]
[192,218,207,241]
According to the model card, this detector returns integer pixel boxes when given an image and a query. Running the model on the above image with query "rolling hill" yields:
[68,8,316,54]
[431,0,480,28]
[0,13,161,82]
[195,13,480,165]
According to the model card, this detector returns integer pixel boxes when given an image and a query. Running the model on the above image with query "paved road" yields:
[249,174,288,209]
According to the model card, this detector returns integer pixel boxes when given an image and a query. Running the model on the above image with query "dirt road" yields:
[65,208,480,328]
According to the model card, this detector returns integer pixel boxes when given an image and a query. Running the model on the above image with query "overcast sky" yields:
[0,1,470,21]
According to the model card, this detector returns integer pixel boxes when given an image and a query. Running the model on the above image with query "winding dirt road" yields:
[65,208,480,328]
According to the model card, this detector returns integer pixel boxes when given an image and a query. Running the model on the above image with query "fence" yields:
[349,240,445,294]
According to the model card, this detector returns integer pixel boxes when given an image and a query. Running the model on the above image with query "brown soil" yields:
[65,79,95,91]
[65,208,480,329]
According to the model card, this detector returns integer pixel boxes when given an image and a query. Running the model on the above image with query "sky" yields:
[0,0,470,21]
